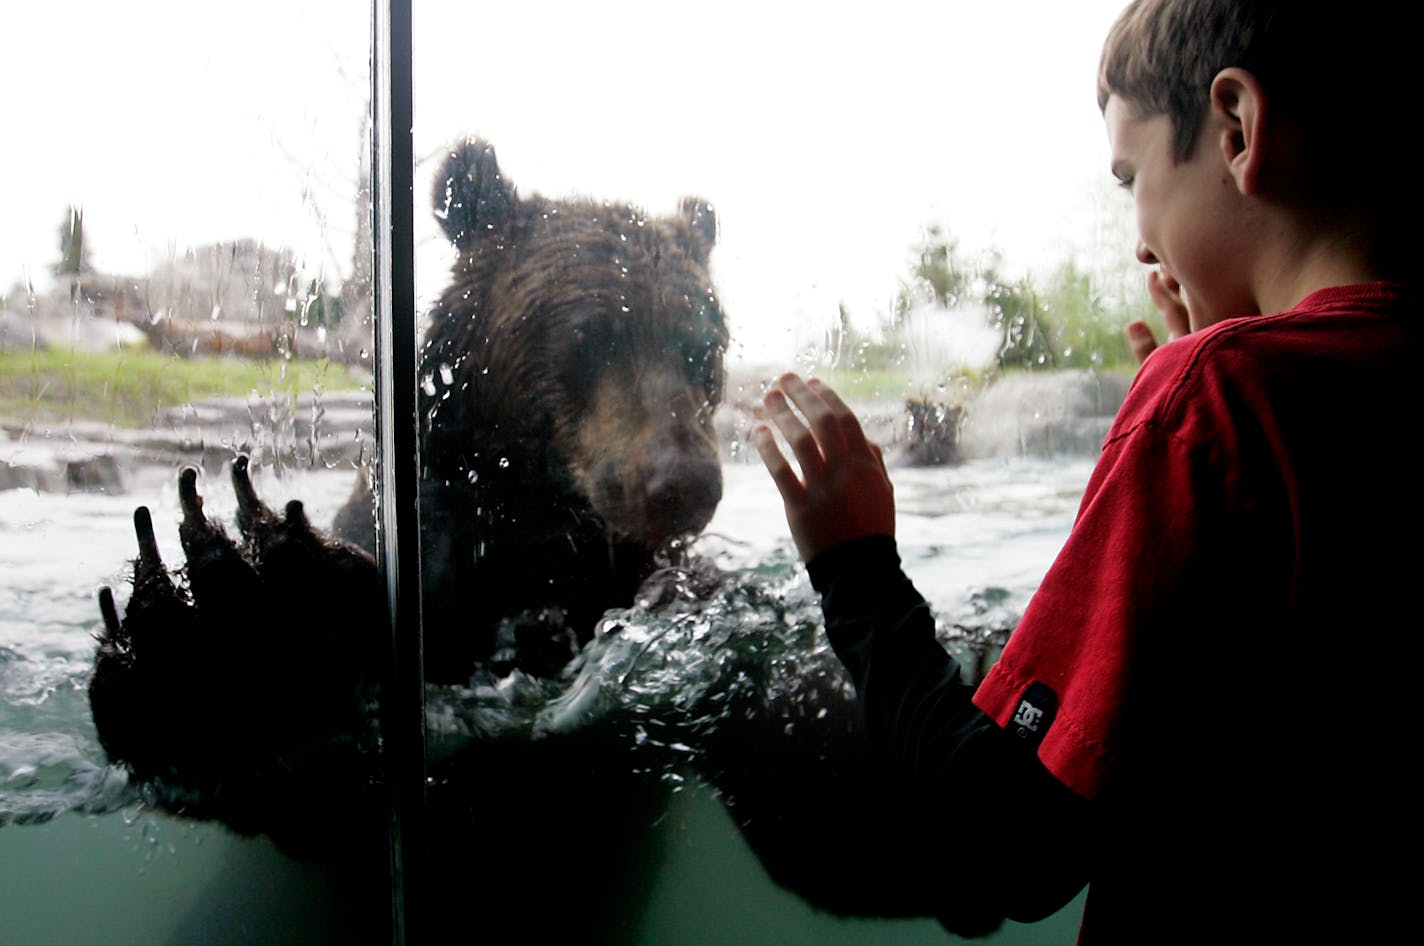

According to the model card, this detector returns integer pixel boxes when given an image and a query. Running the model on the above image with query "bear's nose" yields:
[644,452,722,539]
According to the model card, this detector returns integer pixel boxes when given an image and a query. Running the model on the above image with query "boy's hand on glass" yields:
[754,373,895,562]
[1128,268,1191,364]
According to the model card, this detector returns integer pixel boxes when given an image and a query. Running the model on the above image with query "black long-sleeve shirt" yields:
[808,535,1091,927]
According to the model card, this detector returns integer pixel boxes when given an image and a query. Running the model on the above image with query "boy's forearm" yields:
[809,536,977,767]
[808,535,1092,922]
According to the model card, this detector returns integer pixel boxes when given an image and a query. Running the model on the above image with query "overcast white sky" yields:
[3,1,1135,363]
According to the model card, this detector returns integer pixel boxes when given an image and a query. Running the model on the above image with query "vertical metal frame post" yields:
[373,0,427,942]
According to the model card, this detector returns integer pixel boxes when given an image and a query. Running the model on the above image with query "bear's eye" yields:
[559,305,614,355]
[547,310,618,401]
[573,320,613,355]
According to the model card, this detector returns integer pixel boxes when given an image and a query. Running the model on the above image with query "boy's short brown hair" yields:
[1098,1,1396,162]
[1098,0,1416,247]
[1097,0,1276,161]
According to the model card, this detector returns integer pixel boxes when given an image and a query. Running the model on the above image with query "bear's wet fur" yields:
[332,138,727,680]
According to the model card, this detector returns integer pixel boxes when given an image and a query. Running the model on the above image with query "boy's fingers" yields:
[1147,269,1191,340]
[1163,298,1190,341]
[1134,269,1194,366]
[763,388,826,478]
[805,378,869,444]
[805,377,846,410]
[1127,321,1158,365]
[777,373,846,457]
[753,425,805,502]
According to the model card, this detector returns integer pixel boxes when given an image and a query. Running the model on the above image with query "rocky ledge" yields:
[1,390,374,494]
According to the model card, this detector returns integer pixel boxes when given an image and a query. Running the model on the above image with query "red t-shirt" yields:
[971,281,1422,939]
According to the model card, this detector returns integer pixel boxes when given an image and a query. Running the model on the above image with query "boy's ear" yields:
[1209,67,1268,196]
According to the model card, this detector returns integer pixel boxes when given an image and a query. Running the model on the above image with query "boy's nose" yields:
[1135,241,1159,265]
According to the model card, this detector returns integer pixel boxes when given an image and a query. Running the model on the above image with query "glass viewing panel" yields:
[2,1,1161,942]
[1,3,390,944]
[408,1,1148,943]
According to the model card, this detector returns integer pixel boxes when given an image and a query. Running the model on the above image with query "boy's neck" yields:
[1251,207,1392,315]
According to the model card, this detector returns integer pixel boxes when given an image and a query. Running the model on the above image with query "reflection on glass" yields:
[1,3,385,943]
[408,2,1144,943]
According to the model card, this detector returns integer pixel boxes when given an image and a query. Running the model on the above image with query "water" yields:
[0,447,1095,943]
[417,456,1093,773]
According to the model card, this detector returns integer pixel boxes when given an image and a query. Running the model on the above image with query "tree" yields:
[1037,260,1137,369]
[894,234,1059,372]
[54,204,90,276]
[894,224,974,322]
[846,225,1154,384]
[984,268,1057,371]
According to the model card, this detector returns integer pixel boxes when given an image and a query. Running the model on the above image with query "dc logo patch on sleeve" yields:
[1010,682,1058,747]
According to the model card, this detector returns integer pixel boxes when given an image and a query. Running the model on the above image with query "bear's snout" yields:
[570,366,725,550]
[578,433,722,548]
[641,448,723,541]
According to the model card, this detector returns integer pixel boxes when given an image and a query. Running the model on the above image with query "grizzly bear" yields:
[88,139,727,911]
[328,138,726,680]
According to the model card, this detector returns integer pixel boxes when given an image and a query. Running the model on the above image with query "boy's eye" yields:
[1115,175,1134,192]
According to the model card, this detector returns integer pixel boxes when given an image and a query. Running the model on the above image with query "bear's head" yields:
[423,139,727,556]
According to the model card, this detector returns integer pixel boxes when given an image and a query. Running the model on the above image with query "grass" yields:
[0,346,370,428]
[814,367,981,402]
[730,362,988,407]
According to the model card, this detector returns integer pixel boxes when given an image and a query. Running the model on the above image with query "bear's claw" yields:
[97,585,121,639]
[89,455,386,848]
[231,453,277,537]
[133,505,163,571]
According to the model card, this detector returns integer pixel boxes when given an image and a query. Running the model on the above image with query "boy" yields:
[755,1,1419,941]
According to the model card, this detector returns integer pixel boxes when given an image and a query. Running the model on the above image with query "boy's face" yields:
[1104,95,1258,330]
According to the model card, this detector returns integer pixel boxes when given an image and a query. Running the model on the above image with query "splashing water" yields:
[2,456,1092,826]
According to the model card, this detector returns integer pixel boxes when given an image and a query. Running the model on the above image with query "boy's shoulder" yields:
[1110,281,1418,445]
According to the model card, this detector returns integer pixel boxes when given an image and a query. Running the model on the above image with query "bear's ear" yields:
[678,197,717,264]
[434,138,517,249]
